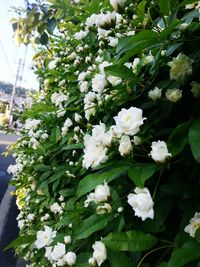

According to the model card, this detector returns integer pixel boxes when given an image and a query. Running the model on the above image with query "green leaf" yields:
[74,252,90,267]
[117,30,160,55]
[50,126,61,144]
[40,171,52,181]
[128,164,157,187]
[76,164,130,198]
[167,240,200,267]
[104,65,134,79]
[34,164,51,172]
[75,214,114,240]
[46,17,56,33]
[61,143,84,151]
[39,166,68,188]
[36,144,46,155]
[188,119,200,163]
[158,263,168,267]
[103,230,157,251]
[160,20,180,40]
[55,209,82,230]
[4,235,35,251]
[143,198,171,232]
[40,32,48,45]
[178,0,199,8]
[195,228,200,243]
[166,43,183,56]
[167,121,190,156]
[158,0,170,15]
[116,36,132,54]
[137,0,146,21]
[108,249,132,267]
[184,9,199,23]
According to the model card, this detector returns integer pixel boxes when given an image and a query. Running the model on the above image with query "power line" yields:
[9,58,22,125]
[18,45,28,88]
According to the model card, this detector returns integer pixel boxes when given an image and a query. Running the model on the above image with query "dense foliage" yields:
[7,0,200,266]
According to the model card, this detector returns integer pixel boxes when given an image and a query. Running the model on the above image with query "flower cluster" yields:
[8,0,200,266]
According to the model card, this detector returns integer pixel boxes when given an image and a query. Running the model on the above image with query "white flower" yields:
[41,133,49,140]
[185,3,195,9]
[25,118,41,131]
[92,241,107,266]
[184,212,200,238]
[86,14,98,28]
[133,136,142,146]
[51,243,66,261]
[97,28,111,39]
[92,74,107,94]
[84,91,97,104]
[168,53,193,81]
[79,81,89,93]
[124,62,132,69]
[117,207,124,213]
[118,135,132,156]
[107,37,118,47]
[45,246,53,261]
[78,71,87,81]
[114,107,145,136]
[64,236,71,244]
[94,182,110,202]
[35,226,57,249]
[7,163,23,175]
[191,81,200,98]
[61,118,73,136]
[126,30,136,36]
[63,252,77,266]
[88,257,96,266]
[74,113,82,123]
[107,75,122,86]
[68,52,77,60]
[84,192,97,207]
[50,202,62,214]
[143,54,154,65]
[150,140,171,163]
[95,12,116,28]
[180,23,189,31]
[110,0,125,11]
[27,213,35,221]
[132,58,140,74]
[57,109,66,118]
[91,123,113,147]
[18,219,25,229]
[57,258,66,266]
[99,61,111,75]
[51,92,68,107]
[82,122,113,169]
[127,187,154,221]
[148,87,162,101]
[82,144,108,169]
[74,30,88,40]
[165,89,182,103]
[48,59,58,69]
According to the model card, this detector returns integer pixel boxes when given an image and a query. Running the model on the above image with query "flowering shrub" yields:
[7,0,200,266]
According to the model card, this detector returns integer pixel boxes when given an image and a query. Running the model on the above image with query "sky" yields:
[0,0,39,90]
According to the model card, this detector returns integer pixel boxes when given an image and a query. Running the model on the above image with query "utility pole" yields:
[9,59,21,125]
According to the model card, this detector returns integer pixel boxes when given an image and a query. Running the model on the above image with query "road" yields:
[0,132,20,267]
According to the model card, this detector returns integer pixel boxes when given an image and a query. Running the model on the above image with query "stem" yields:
[153,169,164,199]
[136,245,174,267]
[159,239,174,245]
[155,247,171,267]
